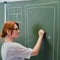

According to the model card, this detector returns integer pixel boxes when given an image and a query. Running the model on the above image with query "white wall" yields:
[0,0,30,2]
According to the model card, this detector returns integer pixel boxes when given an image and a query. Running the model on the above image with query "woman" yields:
[1,21,44,60]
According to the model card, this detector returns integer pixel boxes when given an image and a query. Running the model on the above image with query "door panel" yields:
[24,4,56,60]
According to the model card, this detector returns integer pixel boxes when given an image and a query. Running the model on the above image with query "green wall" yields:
[0,0,60,60]
[0,3,4,60]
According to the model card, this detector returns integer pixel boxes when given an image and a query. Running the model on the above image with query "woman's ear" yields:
[7,29,11,35]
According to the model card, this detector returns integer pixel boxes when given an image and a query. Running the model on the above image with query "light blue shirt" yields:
[1,42,32,60]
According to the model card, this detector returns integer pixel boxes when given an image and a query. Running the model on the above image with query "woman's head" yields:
[1,21,19,38]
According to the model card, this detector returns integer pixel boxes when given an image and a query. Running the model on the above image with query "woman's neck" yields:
[4,36,14,42]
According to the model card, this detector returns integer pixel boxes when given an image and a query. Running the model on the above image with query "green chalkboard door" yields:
[0,1,59,60]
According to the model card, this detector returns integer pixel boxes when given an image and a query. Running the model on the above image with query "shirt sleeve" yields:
[8,42,33,59]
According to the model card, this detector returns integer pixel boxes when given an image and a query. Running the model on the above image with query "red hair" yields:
[1,21,16,38]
